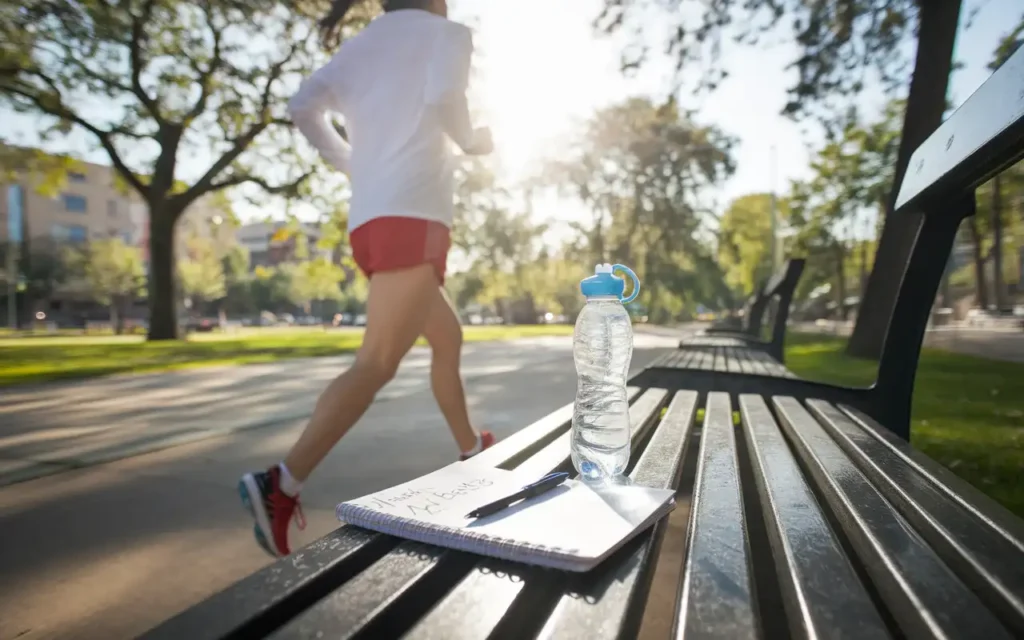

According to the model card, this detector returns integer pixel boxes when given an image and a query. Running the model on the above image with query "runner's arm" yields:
[428,23,490,155]
[289,65,352,175]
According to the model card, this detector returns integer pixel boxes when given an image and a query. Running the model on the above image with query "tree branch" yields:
[129,0,162,123]
[183,1,223,123]
[208,170,315,195]
[3,76,148,197]
[179,36,304,206]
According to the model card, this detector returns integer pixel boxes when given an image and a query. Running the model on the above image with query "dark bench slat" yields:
[714,348,727,372]
[745,350,770,376]
[534,391,699,640]
[142,527,394,640]
[807,400,1024,634]
[735,349,755,375]
[839,404,1024,548]
[739,395,891,639]
[772,397,1013,639]
[726,347,742,373]
[675,392,759,639]
[698,347,711,370]
[272,389,666,640]
[752,350,792,378]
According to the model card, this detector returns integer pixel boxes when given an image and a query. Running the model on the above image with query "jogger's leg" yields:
[422,288,478,453]
[283,264,440,482]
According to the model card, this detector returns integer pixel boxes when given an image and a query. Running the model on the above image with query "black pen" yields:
[466,472,570,519]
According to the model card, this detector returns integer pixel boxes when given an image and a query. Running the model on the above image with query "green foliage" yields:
[717,193,786,296]
[786,100,902,311]
[178,236,226,304]
[68,238,145,307]
[283,257,345,311]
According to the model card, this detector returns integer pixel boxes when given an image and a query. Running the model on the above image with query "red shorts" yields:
[350,217,451,284]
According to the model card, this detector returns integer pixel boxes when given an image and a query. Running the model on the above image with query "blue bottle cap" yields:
[580,264,640,303]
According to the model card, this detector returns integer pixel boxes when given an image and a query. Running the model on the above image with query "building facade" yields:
[1,155,229,325]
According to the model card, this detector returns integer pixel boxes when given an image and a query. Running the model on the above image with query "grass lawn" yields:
[785,332,1024,519]
[0,324,574,387]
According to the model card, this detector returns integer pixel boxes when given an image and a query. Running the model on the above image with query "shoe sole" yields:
[239,474,283,558]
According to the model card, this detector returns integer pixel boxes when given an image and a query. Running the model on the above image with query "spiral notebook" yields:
[336,462,676,572]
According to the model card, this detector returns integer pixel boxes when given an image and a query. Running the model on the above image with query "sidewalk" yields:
[0,337,576,487]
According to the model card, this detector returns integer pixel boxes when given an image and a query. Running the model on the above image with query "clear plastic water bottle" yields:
[571,263,640,481]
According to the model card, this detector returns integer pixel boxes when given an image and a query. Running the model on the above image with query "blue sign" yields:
[7,184,23,244]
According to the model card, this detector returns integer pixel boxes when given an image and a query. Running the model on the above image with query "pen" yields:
[466,472,569,519]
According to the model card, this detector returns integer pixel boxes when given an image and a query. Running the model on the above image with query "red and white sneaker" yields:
[239,467,305,557]
[460,431,497,461]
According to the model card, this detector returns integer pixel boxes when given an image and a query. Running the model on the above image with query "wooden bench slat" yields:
[714,348,727,372]
[739,395,891,639]
[736,349,755,374]
[268,542,463,640]
[807,399,1024,633]
[676,392,759,639]
[726,348,742,373]
[272,388,666,639]
[536,391,700,640]
[141,527,393,640]
[839,404,1024,549]
[772,396,1013,639]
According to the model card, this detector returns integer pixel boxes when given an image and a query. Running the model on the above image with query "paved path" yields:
[0,337,576,487]
[0,334,677,640]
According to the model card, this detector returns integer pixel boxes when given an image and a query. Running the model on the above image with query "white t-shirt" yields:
[289,9,479,232]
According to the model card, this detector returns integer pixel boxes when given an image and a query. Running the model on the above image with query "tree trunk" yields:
[991,174,1006,310]
[845,0,962,359]
[110,301,123,335]
[859,240,868,295]
[967,216,989,309]
[836,243,847,320]
[148,211,179,340]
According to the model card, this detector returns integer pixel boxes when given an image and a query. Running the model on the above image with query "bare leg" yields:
[283,265,439,481]
[423,288,478,453]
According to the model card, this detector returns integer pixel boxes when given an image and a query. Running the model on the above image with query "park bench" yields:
[702,258,803,343]
[669,258,805,371]
[144,46,1024,639]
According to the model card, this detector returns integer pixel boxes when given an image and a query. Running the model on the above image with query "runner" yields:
[240,0,495,557]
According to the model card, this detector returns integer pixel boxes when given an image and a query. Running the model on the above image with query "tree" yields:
[0,1,373,339]
[546,97,734,322]
[283,257,345,316]
[598,0,965,357]
[70,238,145,333]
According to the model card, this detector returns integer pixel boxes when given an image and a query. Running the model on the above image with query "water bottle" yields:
[571,263,640,481]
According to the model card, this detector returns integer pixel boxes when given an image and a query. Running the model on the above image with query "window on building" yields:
[52,224,88,243]
[62,194,88,213]
[108,199,118,217]
[68,172,87,183]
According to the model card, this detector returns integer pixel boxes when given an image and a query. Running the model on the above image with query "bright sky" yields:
[1,0,1017,238]
[459,0,1017,236]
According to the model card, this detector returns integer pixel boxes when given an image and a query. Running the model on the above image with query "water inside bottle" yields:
[571,297,634,481]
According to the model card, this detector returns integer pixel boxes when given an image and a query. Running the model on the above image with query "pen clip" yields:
[523,472,566,490]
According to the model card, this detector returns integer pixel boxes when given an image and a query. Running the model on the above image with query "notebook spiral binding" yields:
[336,503,582,560]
